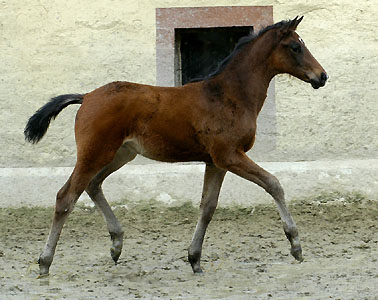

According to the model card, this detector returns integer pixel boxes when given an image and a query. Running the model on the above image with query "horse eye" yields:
[290,42,302,54]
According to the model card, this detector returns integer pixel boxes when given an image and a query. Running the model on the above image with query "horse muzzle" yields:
[309,72,328,89]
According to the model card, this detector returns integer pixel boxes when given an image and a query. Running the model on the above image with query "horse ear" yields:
[290,16,304,30]
[279,16,303,38]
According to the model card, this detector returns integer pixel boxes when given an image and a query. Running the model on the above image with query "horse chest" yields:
[208,111,257,151]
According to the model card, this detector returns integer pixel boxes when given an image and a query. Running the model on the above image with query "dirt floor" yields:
[0,192,377,300]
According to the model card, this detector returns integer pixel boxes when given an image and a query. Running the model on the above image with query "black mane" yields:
[188,19,291,84]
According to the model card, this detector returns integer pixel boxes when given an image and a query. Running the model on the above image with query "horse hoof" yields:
[190,262,203,274]
[111,248,121,264]
[193,267,204,274]
[291,246,303,262]
[188,253,203,273]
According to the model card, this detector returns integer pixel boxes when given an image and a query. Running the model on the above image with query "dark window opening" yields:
[175,26,253,86]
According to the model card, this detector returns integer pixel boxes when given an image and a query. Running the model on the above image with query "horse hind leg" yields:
[85,144,137,264]
[38,167,93,276]
[38,146,122,276]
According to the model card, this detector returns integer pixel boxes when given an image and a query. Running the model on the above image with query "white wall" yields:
[1,1,377,206]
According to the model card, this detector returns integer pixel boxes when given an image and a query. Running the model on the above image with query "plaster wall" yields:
[1,0,377,167]
[0,1,377,206]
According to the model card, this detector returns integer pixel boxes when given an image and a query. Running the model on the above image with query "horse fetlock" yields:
[38,255,52,276]
[110,230,124,242]
[283,223,298,239]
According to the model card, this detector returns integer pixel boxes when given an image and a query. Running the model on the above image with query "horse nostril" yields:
[320,72,328,83]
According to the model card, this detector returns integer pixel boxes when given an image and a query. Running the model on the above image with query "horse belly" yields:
[125,135,211,163]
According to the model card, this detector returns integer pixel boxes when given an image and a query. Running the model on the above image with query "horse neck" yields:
[218,32,278,113]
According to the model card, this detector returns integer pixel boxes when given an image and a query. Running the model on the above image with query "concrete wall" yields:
[1,0,377,206]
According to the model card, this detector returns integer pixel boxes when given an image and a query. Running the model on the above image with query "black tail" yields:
[24,94,84,144]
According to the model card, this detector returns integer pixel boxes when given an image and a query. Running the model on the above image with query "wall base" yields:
[1,159,377,208]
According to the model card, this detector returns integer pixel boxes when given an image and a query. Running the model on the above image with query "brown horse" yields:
[24,16,327,276]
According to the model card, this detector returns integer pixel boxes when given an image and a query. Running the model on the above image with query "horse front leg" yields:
[213,151,303,262]
[188,164,226,273]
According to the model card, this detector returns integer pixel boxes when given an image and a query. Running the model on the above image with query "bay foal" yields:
[25,17,327,276]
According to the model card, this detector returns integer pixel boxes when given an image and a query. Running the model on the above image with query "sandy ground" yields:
[0,192,377,300]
